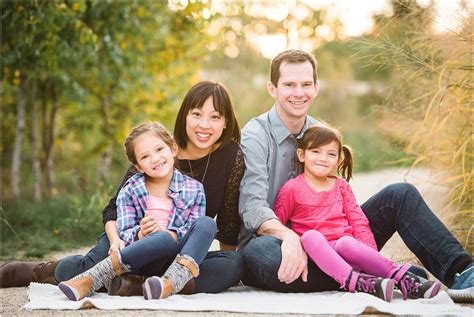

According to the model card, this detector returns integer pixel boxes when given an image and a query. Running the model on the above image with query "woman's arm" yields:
[104,221,125,254]
[216,147,245,250]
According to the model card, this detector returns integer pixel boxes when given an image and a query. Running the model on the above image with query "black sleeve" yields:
[215,147,245,246]
[102,165,138,226]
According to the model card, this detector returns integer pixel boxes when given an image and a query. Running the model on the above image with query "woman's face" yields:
[185,96,226,156]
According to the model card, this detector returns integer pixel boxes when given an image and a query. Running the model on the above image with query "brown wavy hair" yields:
[124,122,176,165]
[297,123,354,181]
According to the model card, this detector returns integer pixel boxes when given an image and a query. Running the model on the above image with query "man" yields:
[238,49,473,301]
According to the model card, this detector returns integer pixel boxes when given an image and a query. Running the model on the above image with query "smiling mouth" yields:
[152,162,166,170]
[196,132,211,140]
[289,100,307,105]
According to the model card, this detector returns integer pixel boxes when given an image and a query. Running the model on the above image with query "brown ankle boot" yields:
[179,279,196,295]
[33,261,59,285]
[108,274,145,296]
[0,261,58,288]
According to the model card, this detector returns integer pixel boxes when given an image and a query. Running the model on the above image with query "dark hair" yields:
[270,49,318,87]
[297,123,354,181]
[174,81,240,149]
[124,122,176,165]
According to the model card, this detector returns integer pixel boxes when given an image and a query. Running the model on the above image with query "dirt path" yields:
[0,168,462,316]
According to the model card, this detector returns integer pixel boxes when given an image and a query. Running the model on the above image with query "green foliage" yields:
[1,184,114,259]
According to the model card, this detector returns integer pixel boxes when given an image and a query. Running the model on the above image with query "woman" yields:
[0,81,245,296]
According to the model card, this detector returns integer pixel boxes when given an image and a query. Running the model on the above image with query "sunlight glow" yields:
[432,0,473,33]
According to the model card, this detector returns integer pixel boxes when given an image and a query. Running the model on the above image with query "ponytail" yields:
[338,145,353,181]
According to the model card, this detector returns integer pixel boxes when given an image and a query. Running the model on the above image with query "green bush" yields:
[1,189,108,260]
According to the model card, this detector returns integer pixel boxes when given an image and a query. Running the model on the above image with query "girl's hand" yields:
[108,239,125,254]
[139,215,161,238]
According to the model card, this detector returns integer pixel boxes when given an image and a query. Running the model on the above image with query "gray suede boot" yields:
[142,254,199,300]
[58,252,130,301]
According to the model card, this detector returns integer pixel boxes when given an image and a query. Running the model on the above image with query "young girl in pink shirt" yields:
[274,123,441,302]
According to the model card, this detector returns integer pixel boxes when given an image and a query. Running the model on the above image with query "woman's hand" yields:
[108,239,125,254]
[138,215,161,239]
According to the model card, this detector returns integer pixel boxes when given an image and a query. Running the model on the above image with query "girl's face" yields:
[133,131,178,180]
[297,140,339,180]
[185,96,226,156]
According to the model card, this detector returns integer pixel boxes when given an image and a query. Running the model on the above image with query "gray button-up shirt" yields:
[238,105,318,247]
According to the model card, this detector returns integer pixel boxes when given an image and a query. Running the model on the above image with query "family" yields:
[1,50,472,303]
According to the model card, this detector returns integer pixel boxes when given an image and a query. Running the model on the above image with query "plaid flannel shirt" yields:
[116,168,206,245]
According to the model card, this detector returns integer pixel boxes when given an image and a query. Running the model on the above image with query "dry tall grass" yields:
[358,7,473,252]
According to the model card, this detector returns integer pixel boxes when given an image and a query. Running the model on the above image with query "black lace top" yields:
[102,141,245,246]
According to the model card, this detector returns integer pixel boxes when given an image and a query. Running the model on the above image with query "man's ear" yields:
[296,148,305,163]
[267,81,277,98]
[314,80,320,97]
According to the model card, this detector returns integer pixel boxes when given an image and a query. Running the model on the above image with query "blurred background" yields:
[1,0,472,259]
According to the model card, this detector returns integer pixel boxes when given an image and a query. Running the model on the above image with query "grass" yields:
[1,191,105,260]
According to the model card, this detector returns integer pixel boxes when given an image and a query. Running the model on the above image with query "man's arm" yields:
[239,121,308,283]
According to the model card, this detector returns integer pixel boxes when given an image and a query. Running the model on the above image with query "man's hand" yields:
[278,231,308,284]
[108,239,125,254]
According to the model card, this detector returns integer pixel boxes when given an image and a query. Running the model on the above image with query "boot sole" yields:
[447,287,473,303]
[58,282,81,301]
[382,279,395,302]
[143,277,164,300]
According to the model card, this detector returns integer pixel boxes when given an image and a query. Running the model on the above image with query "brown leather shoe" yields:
[0,261,58,288]
[179,278,196,295]
[33,261,58,285]
[108,274,145,296]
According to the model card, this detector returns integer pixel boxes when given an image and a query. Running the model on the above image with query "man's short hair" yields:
[270,49,318,86]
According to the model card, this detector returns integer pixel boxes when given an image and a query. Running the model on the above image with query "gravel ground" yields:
[1,168,470,316]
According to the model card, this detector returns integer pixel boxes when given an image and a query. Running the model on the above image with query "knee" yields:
[194,216,217,237]
[384,183,420,200]
[301,230,325,247]
[243,236,281,271]
[333,236,357,254]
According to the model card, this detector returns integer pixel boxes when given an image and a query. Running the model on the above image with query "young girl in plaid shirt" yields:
[59,122,216,301]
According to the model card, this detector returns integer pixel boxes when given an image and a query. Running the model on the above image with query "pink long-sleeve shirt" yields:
[274,174,378,250]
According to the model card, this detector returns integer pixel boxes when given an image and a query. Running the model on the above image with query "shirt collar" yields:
[168,168,184,193]
[269,105,311,144]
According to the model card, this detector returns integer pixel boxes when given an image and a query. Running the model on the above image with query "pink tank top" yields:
[145,195,173,230]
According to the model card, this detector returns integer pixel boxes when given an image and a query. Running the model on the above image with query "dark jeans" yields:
[241,183,470,291]
[55,217,243,293]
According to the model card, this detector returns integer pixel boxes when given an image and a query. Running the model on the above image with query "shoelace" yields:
[356,275,376,293]
[401,275,420,295]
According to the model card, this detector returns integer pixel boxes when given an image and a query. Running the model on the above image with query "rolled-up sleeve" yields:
[239,121,279,233]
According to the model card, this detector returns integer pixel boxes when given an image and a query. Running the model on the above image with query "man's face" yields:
[268,61,318,122]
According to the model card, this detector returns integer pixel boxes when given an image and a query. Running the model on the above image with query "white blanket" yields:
[24,283,472,316]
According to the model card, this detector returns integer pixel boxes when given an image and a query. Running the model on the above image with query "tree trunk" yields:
[30,79,42,201]
[45,83,58,195]
[11,80,26,198]
[97,96,113,182]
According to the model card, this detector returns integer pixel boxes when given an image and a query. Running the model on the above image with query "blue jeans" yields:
[54,231,110,282]
[120,216,216,273]
[55,217,243,293]
[241,183,470,291]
